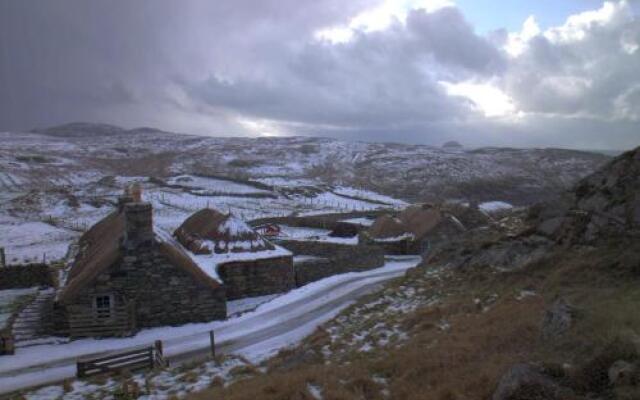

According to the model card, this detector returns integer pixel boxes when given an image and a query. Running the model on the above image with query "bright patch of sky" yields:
[439,80,518,118]
[316,0,639,43]
[455,0,637,32]
[315,0,455,43]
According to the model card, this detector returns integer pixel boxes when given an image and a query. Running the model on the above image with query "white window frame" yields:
[93,294,114,319]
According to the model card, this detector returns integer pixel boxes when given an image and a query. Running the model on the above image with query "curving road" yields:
[0,257,420,395]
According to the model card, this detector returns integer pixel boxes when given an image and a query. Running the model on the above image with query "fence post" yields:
[154,340,163,358]
[0,247,5,268]
[76,361,86,378]
[209,330,216,358]
[154,340,164,367]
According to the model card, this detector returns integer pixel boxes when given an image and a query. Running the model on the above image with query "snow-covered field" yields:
[166,175,270,195]
[0,124,608,265]
[0,174,399,265]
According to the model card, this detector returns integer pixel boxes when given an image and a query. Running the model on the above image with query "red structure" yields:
[254,224,281,237]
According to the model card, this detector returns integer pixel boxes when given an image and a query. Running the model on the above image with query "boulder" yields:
[555,146,640,244]
[541,299,577,341]
[492,364,567,400]
[608,360,637,387]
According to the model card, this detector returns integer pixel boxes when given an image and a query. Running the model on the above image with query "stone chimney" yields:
[117,193,134,212]
[124,202,154,249]
[131,182,142,203]
[0,247,5,268]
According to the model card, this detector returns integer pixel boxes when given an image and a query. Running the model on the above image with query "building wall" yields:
[59,244,226,335]
[218,256,295,300]
[275,240,386,286]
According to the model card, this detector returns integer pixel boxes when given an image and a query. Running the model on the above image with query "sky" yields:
[0,1,639,150]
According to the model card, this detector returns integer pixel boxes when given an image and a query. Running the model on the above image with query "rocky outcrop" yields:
[534,146,640,244]
[492,364,569,400]
[425,233,552,272]
[541,299,578,341]
[608,360,637,387]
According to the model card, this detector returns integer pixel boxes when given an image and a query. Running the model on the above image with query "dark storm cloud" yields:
[0,0,372,132]
[0,0,638,149]
[184,6,505,133]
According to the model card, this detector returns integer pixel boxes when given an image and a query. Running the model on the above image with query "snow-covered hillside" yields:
[0,123,608,264]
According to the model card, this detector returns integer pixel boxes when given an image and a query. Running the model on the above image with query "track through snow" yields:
[0,257,421,395]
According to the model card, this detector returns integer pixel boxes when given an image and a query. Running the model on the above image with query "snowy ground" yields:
[0,176,400,266]
[24,355,251,400]
[0,257,421,395]
[166,175,270,195]
[478,201,514,213]
[276,225,358,245]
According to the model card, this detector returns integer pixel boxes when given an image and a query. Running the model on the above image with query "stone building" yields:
[361,203,483,255]
[54,196,226,338]
[174,209,295,300]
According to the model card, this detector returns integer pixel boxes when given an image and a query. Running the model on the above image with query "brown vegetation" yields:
[189,237,640,400]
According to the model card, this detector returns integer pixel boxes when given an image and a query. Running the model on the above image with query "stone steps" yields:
[12,288,56,344]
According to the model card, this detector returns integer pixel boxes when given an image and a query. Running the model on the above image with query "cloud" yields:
[0,0,638,149]
[502,1,640,123]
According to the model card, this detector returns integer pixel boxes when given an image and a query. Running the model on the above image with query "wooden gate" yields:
[76,340,167,378]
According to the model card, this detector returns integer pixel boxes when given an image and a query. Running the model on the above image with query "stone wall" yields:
[59,243,226,334]
[218,256,295,300]
[250,210,390,231]
[0,264,54,290]
[276,240,386,286]
[359,236,420,255]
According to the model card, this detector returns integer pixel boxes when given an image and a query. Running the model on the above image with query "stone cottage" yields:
[54,195,226,338]
[174,209,295,300]
[361,203,474,255]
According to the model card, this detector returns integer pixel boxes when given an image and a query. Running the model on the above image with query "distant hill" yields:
[7,122,612,205]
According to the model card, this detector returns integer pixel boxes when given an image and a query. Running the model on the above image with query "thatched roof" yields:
[175,208,275,254]
[400,204,443,239]
[58,207,221,303]
[66,211,125,282]
[367,215,408,239]
[367,203,443,241]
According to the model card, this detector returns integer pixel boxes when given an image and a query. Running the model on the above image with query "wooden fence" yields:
[67,303,136,338]
[76,340,167,378]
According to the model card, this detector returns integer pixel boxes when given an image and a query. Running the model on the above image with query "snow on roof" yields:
[165,229,291,283]
[187,244,292,283]
[339,217,375,227]
[372,232,415,243]
[216,214,255,237]
[175,209,275,254]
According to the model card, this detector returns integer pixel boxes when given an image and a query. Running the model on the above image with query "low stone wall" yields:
[359,233,429,255]
[277,240,386,286]
[294,257,332,286]
[0,264,54,290]
[218,256,296,300]
[250,210,391,231]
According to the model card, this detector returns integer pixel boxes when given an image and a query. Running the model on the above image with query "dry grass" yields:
[189,239,640,400]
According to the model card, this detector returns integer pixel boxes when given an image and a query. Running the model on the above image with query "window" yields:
[94,295,113,319]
